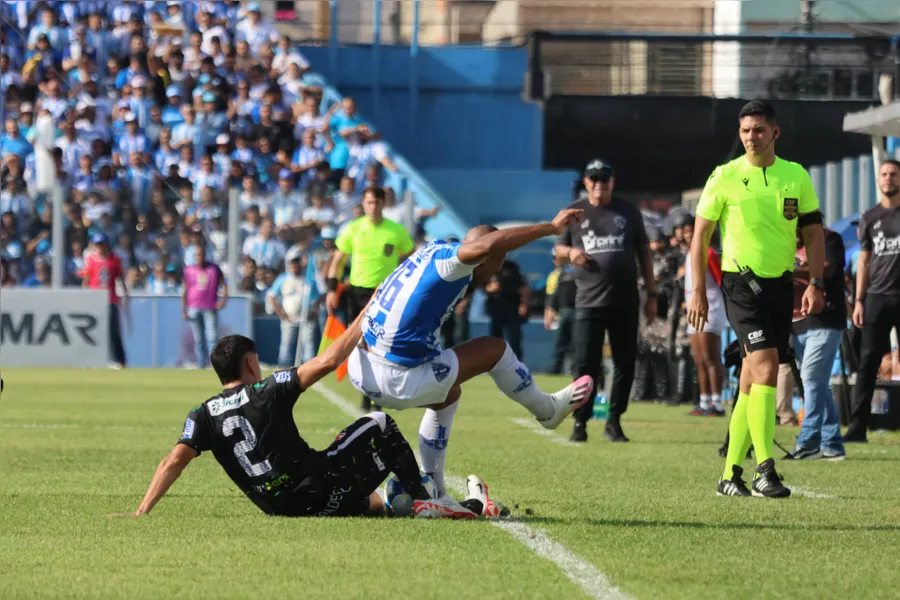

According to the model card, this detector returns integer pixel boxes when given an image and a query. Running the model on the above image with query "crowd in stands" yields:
[0,0,440,317]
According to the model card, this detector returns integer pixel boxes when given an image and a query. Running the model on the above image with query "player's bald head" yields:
[463,225,497,243]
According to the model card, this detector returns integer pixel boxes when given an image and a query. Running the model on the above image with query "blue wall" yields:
[420,169,579,225]
[298,45,542,171]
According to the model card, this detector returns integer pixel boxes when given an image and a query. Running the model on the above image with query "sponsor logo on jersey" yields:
[207,390,250,416]
[274,370,292,384]
[383,243,395,257]
[874,220,882,230]
[581,218,590,230]
[181,418,195,439]
[581,230,625,254]
[873,231,900,256]
[614,215,627,230]
[431,361,451,382]
[513,366,533,393]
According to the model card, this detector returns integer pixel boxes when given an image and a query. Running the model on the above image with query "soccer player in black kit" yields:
[110,308,479,519]
[848,159,900,442]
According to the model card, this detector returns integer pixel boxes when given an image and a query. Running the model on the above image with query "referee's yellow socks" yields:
[746,383,776,464]
[723,391,752,480]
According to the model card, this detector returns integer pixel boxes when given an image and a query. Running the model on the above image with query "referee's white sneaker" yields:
[538,375,594,430]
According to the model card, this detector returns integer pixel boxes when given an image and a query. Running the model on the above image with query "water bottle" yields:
[592,393,609,420]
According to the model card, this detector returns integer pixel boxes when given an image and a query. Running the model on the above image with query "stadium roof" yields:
[843,102,900,138]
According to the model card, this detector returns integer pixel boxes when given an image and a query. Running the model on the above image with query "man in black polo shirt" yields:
[848,159,900,442]
[555,160,657,442]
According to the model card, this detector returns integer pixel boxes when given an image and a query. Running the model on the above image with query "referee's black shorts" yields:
[722,271,794,364]
[345,285,378,322]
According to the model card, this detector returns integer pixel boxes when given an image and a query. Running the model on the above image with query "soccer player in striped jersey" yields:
[348,208,595,506]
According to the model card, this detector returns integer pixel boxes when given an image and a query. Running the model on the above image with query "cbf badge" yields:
[783,197,798,220]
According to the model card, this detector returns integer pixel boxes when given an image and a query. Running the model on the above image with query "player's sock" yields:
[722,392,753,480]
[746,383,776,464]
[711,393,723,412]
[418,401,459,497]
[376,413,431,501]
[699,394,711,411]
[489,343,553,421]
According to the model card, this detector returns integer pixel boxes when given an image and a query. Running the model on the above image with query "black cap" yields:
[584,159,614,178]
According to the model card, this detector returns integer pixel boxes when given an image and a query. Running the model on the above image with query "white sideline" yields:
[312,382,631,600]
[510,417,582,447]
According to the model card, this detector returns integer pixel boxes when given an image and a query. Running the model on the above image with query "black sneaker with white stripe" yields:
[751,458,791,498]
[717,466,752,497]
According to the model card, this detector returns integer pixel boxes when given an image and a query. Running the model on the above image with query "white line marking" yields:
[791,487,836,500]
[510,418,582,447]
[312,383,630,600]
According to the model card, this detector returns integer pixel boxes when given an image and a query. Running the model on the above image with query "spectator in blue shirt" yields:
[0,119,33,160]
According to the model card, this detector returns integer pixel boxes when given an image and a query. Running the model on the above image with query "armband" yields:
[326,277,339,292]
[798,211,823,228]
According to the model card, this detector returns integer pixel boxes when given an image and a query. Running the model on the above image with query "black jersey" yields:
[177,369,324,514]
[556,196,649,308]
[859,204,900,297]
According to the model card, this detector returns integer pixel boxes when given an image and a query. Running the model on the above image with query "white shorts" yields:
[686,307,727,336]
[347,347,459,410]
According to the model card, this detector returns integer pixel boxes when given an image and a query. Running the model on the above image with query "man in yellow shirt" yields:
[688,100,825,498]
[326,185,415,409]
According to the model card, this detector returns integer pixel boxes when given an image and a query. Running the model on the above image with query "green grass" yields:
[1,369,898,599]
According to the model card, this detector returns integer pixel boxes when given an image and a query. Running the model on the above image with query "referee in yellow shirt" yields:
[326,185,415,410]
[688,100,825,498]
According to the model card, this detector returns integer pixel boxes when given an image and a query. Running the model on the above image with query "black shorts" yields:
[272,415,389,517]
[722,271,794,364]
[345,286,377,322]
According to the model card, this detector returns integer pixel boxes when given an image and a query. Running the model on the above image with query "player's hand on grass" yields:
[852,300,864,328]
[687,292,708,332]
[800,285,824,316]
[550,208,584,234]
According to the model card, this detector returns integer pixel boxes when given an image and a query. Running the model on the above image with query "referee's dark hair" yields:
[211,335,258,384]
[739,99,777,124]
[883,159,900,170]
[363,185,386,202]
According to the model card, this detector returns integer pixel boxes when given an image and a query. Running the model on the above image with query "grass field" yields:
[1,368,899,599]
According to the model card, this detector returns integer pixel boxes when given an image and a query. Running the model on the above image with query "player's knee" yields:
[365,411,388,432]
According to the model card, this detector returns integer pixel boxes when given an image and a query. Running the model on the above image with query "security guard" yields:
[326,185,415,410]
[688,100,825,499]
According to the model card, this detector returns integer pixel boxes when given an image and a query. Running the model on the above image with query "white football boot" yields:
[538,375,594,430]
[465,475,502,518]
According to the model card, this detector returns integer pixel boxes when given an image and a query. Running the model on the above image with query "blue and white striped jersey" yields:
[362,241,477,367]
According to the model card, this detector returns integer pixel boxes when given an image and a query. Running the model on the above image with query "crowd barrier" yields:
[120,294,253,368]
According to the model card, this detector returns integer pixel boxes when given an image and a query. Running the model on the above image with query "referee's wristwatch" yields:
[809,278,826,291]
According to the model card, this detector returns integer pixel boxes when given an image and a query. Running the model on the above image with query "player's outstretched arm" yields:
[296,289,375,390]
[457,208,583,266]
[107,444,198,517]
